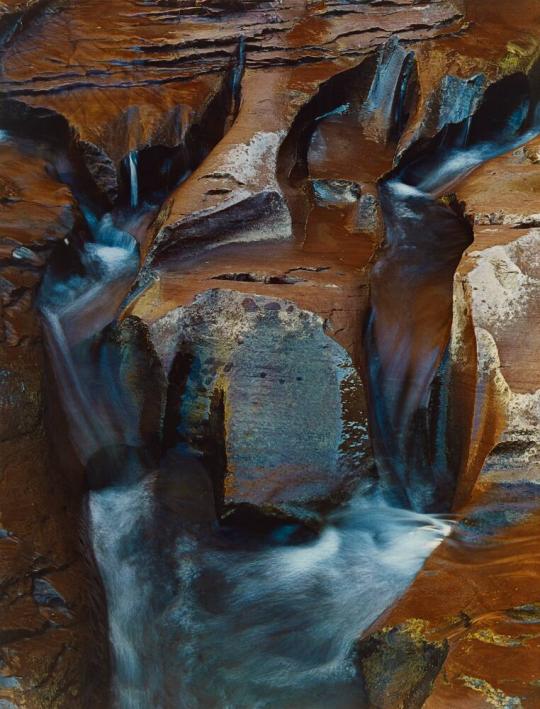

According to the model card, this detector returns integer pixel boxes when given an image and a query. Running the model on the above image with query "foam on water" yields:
[88,478,451,708]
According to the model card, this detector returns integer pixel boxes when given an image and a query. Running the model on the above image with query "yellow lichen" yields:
[471,628,524,647]
[461,675,523,708]
[500,38,540,75]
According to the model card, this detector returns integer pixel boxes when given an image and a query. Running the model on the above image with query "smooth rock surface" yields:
[150,289,372,519]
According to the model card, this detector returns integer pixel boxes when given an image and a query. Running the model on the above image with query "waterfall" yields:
[231,36,246,113]
[39,210,139,462]
[128,151,139,209]
[35,57,540,709]
[38,203,454,707]
[90,478,452,708]
[365,76,540,511]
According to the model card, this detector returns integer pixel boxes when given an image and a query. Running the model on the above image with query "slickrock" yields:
[0,344,110,707]
[451,135,540,500]
[354,41,540,709]
[0,0,463,206]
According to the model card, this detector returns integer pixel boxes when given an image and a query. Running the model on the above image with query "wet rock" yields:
[356,193,381,233]
[150,289,372,519]
[0,0,50,44]
[355,619,448,709]
[460,675,523,708]
[85,444,153,490]
[32,577,70,615]
[79,140,119,205]
[98,315,167,455]
[0,138,83,346]
[154,448,217,524]
[452,225,540,488]
[0,342,110,707]
[404,74,486,151]
[361,36,418,145]
[0,366,41,441]
[311,179,361,206]
[0,0,537,704]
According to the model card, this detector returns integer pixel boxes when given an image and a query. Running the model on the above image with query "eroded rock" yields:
[150,289,372,519]
[355,619,448,709]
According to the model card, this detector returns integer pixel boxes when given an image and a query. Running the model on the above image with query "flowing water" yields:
[128,152,139,210]
[37,188,455,708]
[365,75,540,511]
[34,58,540,708]
[89,480,451,708]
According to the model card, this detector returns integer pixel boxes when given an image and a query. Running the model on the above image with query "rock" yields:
[355,619,448,709]
[360,36,418,145]
[150,289,372,519]
[0,366,40,441]
[0,137,83,346]
[356,193,381,234]
[458,231,540,488]
[0,122,107,708]
[311,179,361,206]
[354,485,540,708]
[0,342,109,708]
[0,0,539,703]
[97,315,167,456]
[449,134,540,499]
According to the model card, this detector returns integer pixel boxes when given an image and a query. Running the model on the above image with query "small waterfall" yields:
[39,210,139,462]
[128,151,139,209]
[231,36,246,114]
[89,476,166,709]
[361,36,416,143]
[365,74,540,511]
[90,478,452,708]
[38,201,454,707]
[35,53,540,709]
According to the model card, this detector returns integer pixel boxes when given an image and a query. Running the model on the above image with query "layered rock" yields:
[451,135,540,500]
[0,0,464,209]
[355,485,540,708]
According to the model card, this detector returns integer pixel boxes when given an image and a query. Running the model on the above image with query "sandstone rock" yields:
[0,343,109,708]
[449,133,540,497]
[0,122,107,709]
[0,137,82,345]
[356,485,540,708]
[97,315,167,457]
[457,231,540,488]
[150,289,372,519]
[1,0,539,703]
[355,619,448,709]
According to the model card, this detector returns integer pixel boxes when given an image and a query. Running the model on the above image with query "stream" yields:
[32,57,540,708]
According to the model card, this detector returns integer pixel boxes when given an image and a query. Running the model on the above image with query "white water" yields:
[39,211,139,462]
[88,474,451,708]
[128,152,139,209]
[37,65,540,709]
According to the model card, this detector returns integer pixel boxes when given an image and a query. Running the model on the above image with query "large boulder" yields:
[150,289,372,521]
